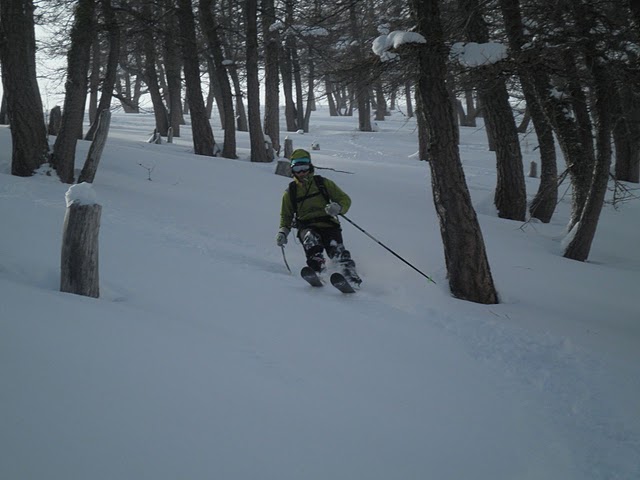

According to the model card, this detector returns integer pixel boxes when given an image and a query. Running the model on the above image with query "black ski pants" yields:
[297,226,357,275]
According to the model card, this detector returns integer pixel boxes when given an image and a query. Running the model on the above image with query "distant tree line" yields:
[0,0,638,303]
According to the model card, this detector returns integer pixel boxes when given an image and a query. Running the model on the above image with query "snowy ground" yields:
[1,107,638,479]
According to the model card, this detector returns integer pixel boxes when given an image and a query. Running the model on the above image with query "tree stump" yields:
[265,135,274,161]
[48,106,62,136]
[60,185,101,298]
[528,160,538,178]
[284,137,293,158]
[275,160,292,177]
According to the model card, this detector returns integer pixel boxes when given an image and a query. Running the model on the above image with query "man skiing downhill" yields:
[276,149,362,287]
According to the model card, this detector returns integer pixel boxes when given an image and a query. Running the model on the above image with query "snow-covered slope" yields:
[1,109,638,479]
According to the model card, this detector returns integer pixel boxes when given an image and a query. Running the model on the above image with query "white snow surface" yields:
[1,108,639,480]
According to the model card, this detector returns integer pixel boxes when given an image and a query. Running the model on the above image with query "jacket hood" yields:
[290,149,311,162]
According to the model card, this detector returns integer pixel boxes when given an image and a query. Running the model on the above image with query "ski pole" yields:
[340,214,436,284]
[281,246,292,274]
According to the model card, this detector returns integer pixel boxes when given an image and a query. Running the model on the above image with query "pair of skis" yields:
[300,266,357,294]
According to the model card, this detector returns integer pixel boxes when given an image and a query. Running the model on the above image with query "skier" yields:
[276,149,362,286]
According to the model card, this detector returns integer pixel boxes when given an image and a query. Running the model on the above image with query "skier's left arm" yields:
[324,179,352,215]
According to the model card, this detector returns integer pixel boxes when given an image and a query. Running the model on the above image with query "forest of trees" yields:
[0,0,638,304]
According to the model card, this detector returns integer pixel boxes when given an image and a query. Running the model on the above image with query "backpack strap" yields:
[288,175,331,217]
[314,175,331,204]
[288,180,298,216]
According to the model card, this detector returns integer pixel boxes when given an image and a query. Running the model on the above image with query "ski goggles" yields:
[291,163,311,173]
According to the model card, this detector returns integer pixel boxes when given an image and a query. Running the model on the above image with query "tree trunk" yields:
[0,0,49,176]
[445,72,460,145]
[261,0,280,154]
[200,0,237,158]
[499,0,557,223]
[291,41,305,132]
[356,79,372,132]
[631,0,640,35]
[114,73,139,113]
[326,77,339,116]
[163,0,182,137]
[204,58,220,119]
[302,52,314,133]
[563,76,612,260]
[405,81,414,118]
[375,83,387,121]
[278,0,297,131]
[459,0,526,222]
[281,43,298,131]
[177,0,215,156]
[612,82,640,183]
[416,98,429,162]
[85,0,119,141]
[51,0,95,183]
[464,90,477,126]
[245,0,269,162]
[228,63,248,131]
[0,92,8,124]
[526,81,558,223]
[563,5,614,261]
[409,0,498,304]
[516,107,530,133]
[78,110,111,184]
[561,51,596,229]
[142,1,169,136]
[348,4,372,132]
[88,29,100,126]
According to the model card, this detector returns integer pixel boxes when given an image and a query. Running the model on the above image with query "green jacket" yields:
[279,175,351,230]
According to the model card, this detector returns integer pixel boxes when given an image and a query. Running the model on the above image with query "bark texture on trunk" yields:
[612,82,640,183]
[60,202,101,298]
[409,0,498,304]
[163,1,183,137]
[200,0,237,158]
[499,0,558,223]
[0,0,49,176]
[85,0,119,141]
[261,0,280,154]
[78,110,111,184]
[459,0,526,221]
[142,2,169,136]
[51,0,95,183]
[245,0,268,162]
[177,0,215,156]
[563,3,614,261]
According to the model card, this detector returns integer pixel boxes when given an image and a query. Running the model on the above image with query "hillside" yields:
[1,109,638,479]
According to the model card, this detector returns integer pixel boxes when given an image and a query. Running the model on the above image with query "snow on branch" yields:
[372,31,426,61]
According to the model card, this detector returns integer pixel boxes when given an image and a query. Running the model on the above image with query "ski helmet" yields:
[290,149,313,173]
